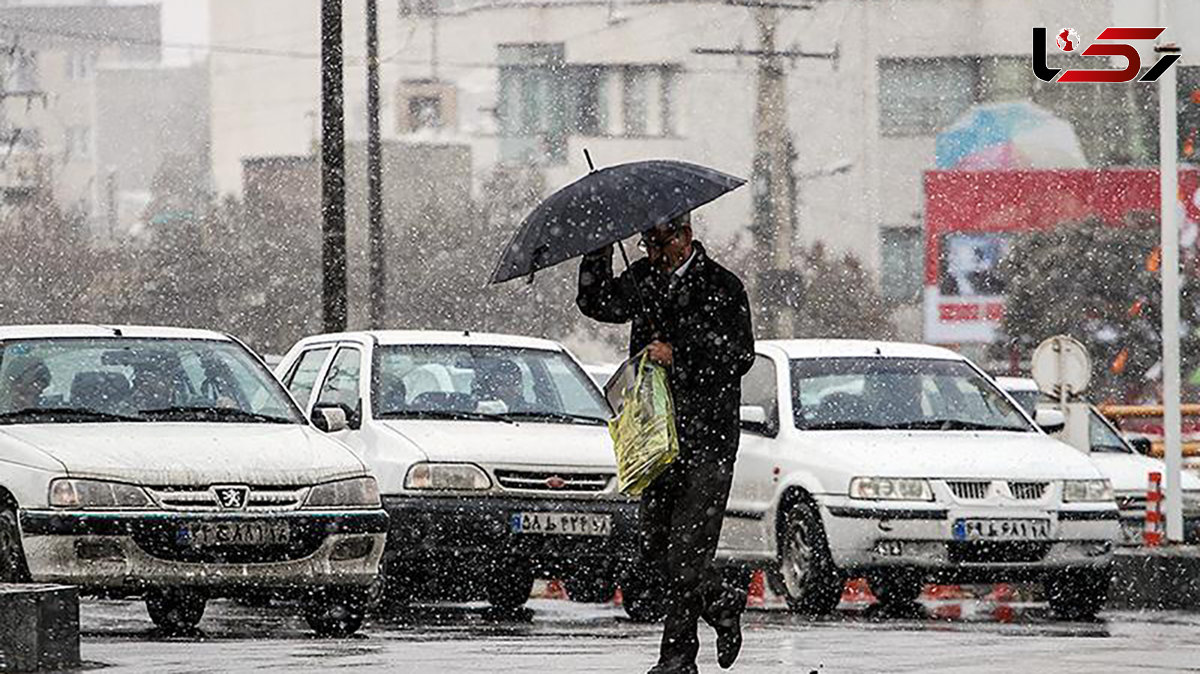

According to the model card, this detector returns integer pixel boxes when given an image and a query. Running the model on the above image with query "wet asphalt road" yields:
[77,594,1200,673]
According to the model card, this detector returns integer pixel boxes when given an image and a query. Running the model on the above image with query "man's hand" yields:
[646,340,673,367]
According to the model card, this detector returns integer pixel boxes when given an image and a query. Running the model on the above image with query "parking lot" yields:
[78,595,1200,673]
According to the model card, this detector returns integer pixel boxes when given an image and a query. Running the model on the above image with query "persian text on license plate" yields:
[510,512,611,537]
[180,521,292,547]
[953,518,1050,541]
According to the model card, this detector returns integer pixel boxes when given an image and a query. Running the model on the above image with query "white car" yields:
[0,325,386,635]
[718,340,1120,620]
[996,376,1200,545]
[274,331,649,616]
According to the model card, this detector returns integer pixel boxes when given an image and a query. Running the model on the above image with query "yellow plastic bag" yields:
[608,352,679,496]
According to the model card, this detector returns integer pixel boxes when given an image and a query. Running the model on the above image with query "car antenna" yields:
[101,325,122,337]
[874,346,882,356]
[463,329,470,337]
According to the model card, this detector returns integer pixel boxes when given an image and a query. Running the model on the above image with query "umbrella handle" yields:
[617,239,659,336]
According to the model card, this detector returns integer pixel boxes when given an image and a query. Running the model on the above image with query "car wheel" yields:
[145,589,206,633]
[774,499,843,616]
[304,588,370,637]
[1046,568,1110,621]
[486,559,534,611]
[565,570,616,603]
[869,571,924,608]
[0,507,30,583]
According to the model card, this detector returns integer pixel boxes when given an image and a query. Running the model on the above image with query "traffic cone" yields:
[612,587,624,606]
[924,584,969,601]
[546,579,567,600]
[842,578,875,604]
[746,569,766,608]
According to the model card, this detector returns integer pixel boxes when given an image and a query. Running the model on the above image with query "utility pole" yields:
[695,2,836,338]
[321,0,348,333]
[367,0,386,329]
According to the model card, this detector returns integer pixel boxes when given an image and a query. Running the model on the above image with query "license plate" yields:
[179,521,292,547]
[510,512,611,537]
[953,518,1050,541]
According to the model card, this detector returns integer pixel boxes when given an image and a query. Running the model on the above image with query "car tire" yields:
[486,559,534,611]
[0,507,30,583]
[1046,568,1110,621]
[869,571,924,608]
[145,589,206,633]
[565,571,616,604]
[303,588,370,637]
[773,499,843,616]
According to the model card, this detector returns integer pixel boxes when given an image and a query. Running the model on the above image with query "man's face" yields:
[641,224,693,273]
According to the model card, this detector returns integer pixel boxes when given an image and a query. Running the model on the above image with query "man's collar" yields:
[674,245,699,277]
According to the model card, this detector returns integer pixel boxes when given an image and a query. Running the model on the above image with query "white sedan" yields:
[718,340,1120,620]
[0,325,386,635]
[274,331,650,617]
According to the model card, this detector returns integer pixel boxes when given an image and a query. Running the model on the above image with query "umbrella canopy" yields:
[935,101,1088,170]
[489,159,745,284]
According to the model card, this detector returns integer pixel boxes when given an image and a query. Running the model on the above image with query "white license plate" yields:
[953,518,1050,541]
[181,521,292,547]
[510,512,611,537]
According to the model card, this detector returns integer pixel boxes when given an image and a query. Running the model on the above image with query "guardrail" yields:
[1098,404,1200,458]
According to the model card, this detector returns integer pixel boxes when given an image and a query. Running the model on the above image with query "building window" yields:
[395,79,457,133]
[497,43,678,162]
[878,57,978,136]
[66,51,96,80]
[65,125,90,159]
[880,226,923,303]
[4,48,38,94]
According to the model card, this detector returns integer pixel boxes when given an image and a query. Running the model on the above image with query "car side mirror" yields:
[312,405,349,433]
[740,405,775,436]
[1034,408,1066,434]
[1128,436,1154,456]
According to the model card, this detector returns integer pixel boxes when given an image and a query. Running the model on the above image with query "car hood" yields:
[1090,451,1200,492]
[799,430,1105,481]
[378,419,615,470]
[0,423,367,486]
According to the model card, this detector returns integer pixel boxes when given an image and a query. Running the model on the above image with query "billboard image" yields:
[924,169,1200,344]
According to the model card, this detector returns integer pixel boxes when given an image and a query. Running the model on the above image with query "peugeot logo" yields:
[212,485,250,510]
[545,476,567,490]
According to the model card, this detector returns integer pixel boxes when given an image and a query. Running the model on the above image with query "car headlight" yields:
[49,479,152,509]
[304,477,380,508]
[1063,479,1114,503]
[849,477,934,501]
[404,463,491,491]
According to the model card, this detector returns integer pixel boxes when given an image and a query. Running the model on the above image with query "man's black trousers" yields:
[639,452,751,666]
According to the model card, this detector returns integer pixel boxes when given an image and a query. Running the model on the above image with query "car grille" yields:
[148,486,308,511]
[493,470,613,493]
[1008,481,1049,500]
[947,481,991,500]
[947,541,1051,564]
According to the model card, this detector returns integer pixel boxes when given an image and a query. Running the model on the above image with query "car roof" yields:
[759,339,966,361]
[0,324,232,342]
[994,376,1039,392]
[295,329,566,352]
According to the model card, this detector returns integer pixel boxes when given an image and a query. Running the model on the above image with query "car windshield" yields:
[791,357,1033,432]
[1088,408,1133,454]
[371,345,610,424]
[0,338,304,425]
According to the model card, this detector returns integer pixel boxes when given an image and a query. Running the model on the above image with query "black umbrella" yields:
[489,157,745,284]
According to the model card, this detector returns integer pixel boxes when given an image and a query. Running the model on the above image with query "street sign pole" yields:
[1158,28,1184,542]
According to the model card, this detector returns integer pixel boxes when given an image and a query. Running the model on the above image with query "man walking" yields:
[577,212,755,673]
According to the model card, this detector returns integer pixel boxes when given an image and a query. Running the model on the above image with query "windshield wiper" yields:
[376,409,515,424]
[797,420,889,431]
[0,407,145,424]
[138,406,295,424]
[496,411,609,426]
[890,419,1029,432]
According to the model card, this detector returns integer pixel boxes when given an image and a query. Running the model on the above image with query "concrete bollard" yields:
[0,584,80,672]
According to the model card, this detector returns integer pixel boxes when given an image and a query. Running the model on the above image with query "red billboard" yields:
[924,169,1200,344]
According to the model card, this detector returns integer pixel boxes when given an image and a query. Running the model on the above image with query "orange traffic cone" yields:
[746,569,766,608]
[612,587,624,606]
[842,578,875,604]
[546,579,567,600]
